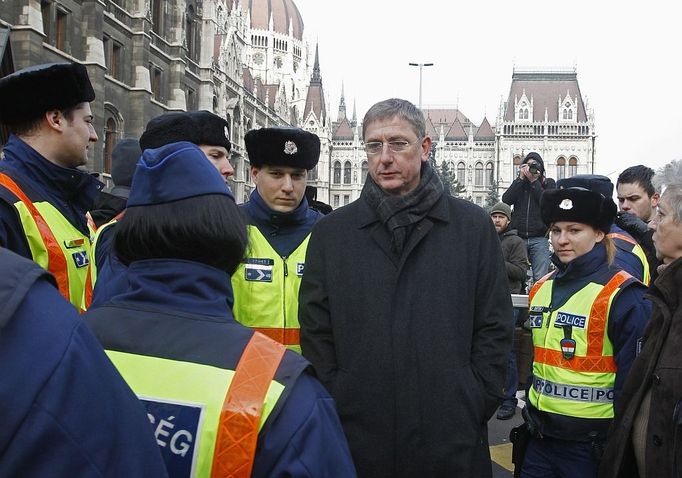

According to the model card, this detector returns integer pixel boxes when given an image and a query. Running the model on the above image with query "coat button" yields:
[653,374,661,385]
[653,435,663,446]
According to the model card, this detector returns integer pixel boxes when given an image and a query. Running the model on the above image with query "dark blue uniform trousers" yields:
[521,435,598,478]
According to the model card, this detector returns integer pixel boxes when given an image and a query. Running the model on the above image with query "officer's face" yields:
[198,144,234,180]
[252,164,307,213]
[364,116,430,196]
[549,221,605,264]
[59,102,98,168]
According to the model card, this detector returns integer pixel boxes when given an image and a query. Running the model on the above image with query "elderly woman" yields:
[600,159,682,478]
[519,185,651,478]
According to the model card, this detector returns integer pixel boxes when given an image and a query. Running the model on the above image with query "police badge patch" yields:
[559,199,573,210]
[283,140,298,155]
[560,337,576,359]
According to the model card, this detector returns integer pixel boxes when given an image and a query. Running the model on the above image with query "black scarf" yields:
[363,161,444,255]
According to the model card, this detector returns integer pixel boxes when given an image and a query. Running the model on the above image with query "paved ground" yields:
[489,392,525,477]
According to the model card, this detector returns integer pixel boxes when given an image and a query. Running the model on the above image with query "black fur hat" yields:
[541,187,617,233]
[245,127,320,170]
[111,138,142,191]
[0,63,95,124]
[139,111,231,151]
[557,174,613,199]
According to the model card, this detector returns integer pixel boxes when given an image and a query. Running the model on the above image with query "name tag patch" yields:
[296,262,305,276]
[71,250,89,268]
[141,397,203,478]
[244,258,274,282]
[529,313,544,328]
[554,312,587,329]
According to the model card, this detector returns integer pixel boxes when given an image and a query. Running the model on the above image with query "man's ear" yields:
[651,191,661,208]
[420,136,432,162]
[44,109,64,132]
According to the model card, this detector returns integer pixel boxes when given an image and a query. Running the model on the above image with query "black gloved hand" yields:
[615,211,649,242]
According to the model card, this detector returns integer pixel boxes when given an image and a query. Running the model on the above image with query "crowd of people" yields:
[0,61,681,478]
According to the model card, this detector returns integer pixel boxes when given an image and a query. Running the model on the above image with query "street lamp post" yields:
[408,62,433,110]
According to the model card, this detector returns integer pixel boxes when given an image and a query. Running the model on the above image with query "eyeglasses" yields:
[363,139,420,155]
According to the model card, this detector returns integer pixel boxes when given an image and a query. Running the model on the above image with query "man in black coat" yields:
[502,152,556,284]
[299,98,513,478]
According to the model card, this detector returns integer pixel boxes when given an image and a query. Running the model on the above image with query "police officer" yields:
[518,186,651,478]
[85,141,356,477]
[0,247,167,477]
[87,110,234,309]
[232,127,323,352]
[558,174,651,285]
[0,63,102,309]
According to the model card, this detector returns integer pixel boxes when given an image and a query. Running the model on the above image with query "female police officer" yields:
[519,185,650,478]
[84,141,355,478]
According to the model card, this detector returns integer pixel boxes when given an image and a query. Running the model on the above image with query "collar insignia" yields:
[559,199,573,210]
[284,140,298,155]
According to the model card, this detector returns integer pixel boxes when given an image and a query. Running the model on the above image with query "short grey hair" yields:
[362,98,426,140]
[653,159,682,223]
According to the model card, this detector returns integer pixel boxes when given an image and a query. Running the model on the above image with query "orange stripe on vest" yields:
[608,232,637,245]
[0,173,70,301]
[252,327,300,346]
[211,332,286,478]
[530,270,631,373]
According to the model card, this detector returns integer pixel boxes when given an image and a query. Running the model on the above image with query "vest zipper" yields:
[282,256,288,329]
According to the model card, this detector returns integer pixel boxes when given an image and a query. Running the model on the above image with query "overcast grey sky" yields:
[294,0,682,178]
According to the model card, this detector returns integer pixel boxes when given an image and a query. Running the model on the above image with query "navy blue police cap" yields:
[127,141,233,207]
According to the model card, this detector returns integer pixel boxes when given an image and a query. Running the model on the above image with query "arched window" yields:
[103,117,118,174]
[513,155,522,181]
[333,161,341,184]
[568,157,578,177]
[485,162,494,187]
[475,162,484,186]
[186,5,199,61]
[343,161,352,184]
[457,162,466,184]
[557,157,566,180]
[361,161,368,184]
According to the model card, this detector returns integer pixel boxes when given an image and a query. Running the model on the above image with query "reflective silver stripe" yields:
[532,376,614,403]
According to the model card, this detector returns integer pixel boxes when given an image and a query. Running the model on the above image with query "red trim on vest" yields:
[211,332,286,478]
[0,173,70,301]
[252,327,300,346]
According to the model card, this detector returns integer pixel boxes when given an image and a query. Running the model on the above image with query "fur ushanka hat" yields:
[0,63,95,125]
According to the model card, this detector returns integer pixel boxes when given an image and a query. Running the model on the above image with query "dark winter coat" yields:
[299,193,514,478]
[600,257,682,478]
[499,228,529,294]
[0,248,168,477]
[502,176,556,239]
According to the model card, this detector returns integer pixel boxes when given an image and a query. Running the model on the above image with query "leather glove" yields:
[615,211,649,242]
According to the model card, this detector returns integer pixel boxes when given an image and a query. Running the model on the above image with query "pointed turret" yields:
[338,81,347,120]
[351,98,357,128]
[303,43,327,126]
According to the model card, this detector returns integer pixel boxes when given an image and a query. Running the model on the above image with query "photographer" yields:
[502,152,556,285]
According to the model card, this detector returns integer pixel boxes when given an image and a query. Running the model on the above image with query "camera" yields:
[528,165,540,175]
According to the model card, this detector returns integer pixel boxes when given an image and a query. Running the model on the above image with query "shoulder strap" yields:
[0,172,70,302]
[211,332,286,478]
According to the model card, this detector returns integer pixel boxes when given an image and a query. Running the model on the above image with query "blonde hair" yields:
[602,235,616,266]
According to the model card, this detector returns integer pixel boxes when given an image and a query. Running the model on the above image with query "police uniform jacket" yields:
[0,248,167,477]
[299,192,513,478]
[85,258,356,477]
[526,244,651,441]
[0,135,101,256]
[600,257,682,478]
